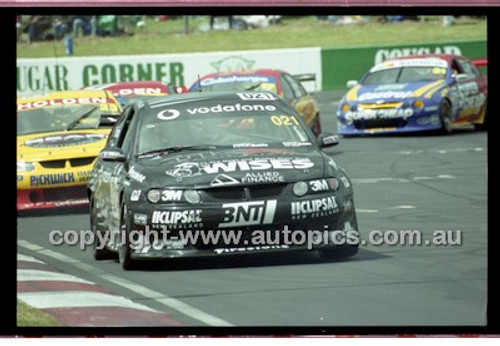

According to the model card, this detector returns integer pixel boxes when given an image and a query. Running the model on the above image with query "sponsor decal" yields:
[30,173,75,187]
[371,58,448,72]
[24,133,106,148]
[54,198,88,206]
[328,157,338,170]
[358,91,413,101]
[157,108,181,121]
[17,97,115,111]
[161,190,183,202]
[128,167,146,183]
[211,174,240,187]
[77,171,92,182]
[200,75,272,87]
[130,189,141,201]
[117,87,163,96]
[345,108,414,123]
[241,172,285,184]
[309,179,329,192]
[282,142,312,147]
[214,244,289,255]
[340,176,350,188]
[233,143,268,148]
[165,158,314,178]
[218,200,277,228]
[291,196,339,219]
[152,210,203,228]
[133,213,148,225]
[157,103,277,119]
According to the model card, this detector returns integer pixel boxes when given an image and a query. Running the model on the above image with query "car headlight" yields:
[184,190,201,204]
[341,103,350,113]
[293,181,308,197]
[147,189,161,203]
[413,99,424,109]
[17,161,35,172]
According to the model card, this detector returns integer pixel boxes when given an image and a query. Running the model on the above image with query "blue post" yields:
[65,34,73,56]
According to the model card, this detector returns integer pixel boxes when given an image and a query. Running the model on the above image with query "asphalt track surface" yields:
[17,91,488,327]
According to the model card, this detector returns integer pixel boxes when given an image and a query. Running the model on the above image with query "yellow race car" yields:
[17,90,122,210]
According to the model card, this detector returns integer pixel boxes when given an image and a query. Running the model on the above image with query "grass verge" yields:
[17,16,486,58]
[17,300,64,327]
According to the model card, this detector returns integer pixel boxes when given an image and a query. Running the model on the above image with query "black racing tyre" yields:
[474,101,488,131]
[90,197,117,260]
[319,245,359,261]
[439,99,453,134]
[118,200,138,270]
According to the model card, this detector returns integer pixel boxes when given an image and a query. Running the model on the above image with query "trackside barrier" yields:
[17,40,486,96]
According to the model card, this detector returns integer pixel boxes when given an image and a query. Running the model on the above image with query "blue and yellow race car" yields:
[337,54,487,135]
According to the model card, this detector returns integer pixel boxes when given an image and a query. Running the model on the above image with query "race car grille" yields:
[354,119,407,130]
[206,184,286,201]
[70,157,96,167]
[28,185,88,203]
[39,160,66,169]
[359,102,403,109]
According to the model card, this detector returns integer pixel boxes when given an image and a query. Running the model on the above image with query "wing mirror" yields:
[99,148,126,162]
[454,73,469,82]
[346,80,359,88]
[318,132,340,148]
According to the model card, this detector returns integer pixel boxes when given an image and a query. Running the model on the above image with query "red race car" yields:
[84,81,187,106]
[189,69,322,137]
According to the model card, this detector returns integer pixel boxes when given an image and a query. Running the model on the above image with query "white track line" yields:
[351,174,456,184]
[18,269,95,284]
[17,254,45,264]
[18,291,156,311]
[18,239,233,326]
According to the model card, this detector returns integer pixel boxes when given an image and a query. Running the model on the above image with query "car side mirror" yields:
[99,148,126,162]
[454,73,469,82]
[346,80,359,88]
[318,133,340,148]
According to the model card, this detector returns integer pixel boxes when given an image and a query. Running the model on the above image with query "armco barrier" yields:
[321,40,487,91]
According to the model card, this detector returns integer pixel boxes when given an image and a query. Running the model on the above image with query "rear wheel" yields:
[90,197,116,260]
[440,99,453,134]
[118,200,138,270]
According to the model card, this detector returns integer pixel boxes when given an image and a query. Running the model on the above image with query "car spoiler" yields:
[471,58,488,67]
[293,73,316,82]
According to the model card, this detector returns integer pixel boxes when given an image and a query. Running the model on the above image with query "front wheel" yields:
[90,197,117,260]
[439,99,453,134]
[118,200,138,270]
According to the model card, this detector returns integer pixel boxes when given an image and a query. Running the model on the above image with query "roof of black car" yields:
[143,91,281,110]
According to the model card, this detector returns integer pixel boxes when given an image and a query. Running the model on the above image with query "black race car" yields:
[88,91,359,269]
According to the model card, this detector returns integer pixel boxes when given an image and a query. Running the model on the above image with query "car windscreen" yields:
[137,98,312,155]
[192,75,278,93]
[362,66,447,85]
[17,104,104,135]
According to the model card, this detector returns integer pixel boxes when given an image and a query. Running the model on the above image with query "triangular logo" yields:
[211,174,240,186]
